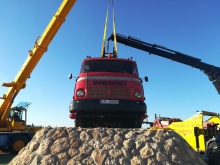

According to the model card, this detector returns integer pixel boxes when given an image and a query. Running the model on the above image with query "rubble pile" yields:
[9,127,206,165]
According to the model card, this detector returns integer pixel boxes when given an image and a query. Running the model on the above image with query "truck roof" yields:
[82,57,136,64]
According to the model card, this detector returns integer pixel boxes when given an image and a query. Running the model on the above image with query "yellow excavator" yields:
[0,0,77,153]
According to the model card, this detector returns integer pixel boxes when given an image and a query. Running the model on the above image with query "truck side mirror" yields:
[68,74,73,79]
[144,76,148,82]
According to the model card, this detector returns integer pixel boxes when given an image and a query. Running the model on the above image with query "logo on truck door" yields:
[93,80,126,86]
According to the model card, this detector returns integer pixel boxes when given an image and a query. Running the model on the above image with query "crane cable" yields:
[101,0,118,58]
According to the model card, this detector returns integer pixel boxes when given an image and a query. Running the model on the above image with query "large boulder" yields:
[9,127,206,165]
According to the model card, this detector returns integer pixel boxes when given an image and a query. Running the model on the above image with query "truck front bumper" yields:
[69,100,146,113]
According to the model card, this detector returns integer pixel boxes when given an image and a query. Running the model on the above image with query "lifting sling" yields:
[101,0,118,58]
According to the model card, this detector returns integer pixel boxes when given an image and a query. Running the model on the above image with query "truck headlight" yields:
[134,92,142,98]
[76,90,85,97]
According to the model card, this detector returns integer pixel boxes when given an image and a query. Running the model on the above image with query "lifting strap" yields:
[101,0,109,57]
[101,0,118,58]
[112,0,118,58]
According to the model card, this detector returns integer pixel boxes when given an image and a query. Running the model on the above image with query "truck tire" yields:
[206,142,218,165]
[208,142,217,151]
[133,119,142,128]
[125,117,142,128]
[75,116,83,127]
[9,135,29,154]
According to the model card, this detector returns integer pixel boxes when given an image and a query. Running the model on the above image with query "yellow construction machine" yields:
[0,0,77,153]
[152,111,220,156]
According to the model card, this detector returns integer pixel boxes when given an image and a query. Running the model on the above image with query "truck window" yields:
[81,60,138,75]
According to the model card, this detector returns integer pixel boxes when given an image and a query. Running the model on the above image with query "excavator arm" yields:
[0,0,77,129]
[108,33,220,94]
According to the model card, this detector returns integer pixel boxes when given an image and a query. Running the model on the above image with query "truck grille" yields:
[88,87,130,99]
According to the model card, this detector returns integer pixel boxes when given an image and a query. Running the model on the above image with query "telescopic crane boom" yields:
[0,0,77,131]
[108,33,220,94]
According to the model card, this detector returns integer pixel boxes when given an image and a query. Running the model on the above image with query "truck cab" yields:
[69,56,147,128]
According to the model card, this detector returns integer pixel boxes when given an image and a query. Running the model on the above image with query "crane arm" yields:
[0,0,77,128]
[108,33,220,94]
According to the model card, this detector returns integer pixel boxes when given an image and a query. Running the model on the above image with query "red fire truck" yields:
[69,55,147,128]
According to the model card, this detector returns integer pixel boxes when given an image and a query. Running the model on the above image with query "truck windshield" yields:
[81,60,138,75]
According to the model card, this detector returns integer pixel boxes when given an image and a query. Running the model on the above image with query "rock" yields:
[91,150,106,165]
[9,127,207,165]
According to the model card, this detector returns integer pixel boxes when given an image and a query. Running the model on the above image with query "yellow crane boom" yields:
[0,0,77,130]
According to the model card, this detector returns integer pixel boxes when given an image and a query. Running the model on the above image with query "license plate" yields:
[100,100,119,104]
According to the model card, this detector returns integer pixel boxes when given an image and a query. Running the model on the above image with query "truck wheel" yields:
[75,116,83,127]
[134,119,142,128]
[208,142,217,151]
[9,135,29,154]
[122,120,141,128]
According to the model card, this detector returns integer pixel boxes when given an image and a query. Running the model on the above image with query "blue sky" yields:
[1,1,220,127]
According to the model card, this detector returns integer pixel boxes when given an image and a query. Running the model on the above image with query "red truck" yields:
[69,55,147,128]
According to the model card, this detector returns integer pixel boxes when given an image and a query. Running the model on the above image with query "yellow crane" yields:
[0,0,77,154]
